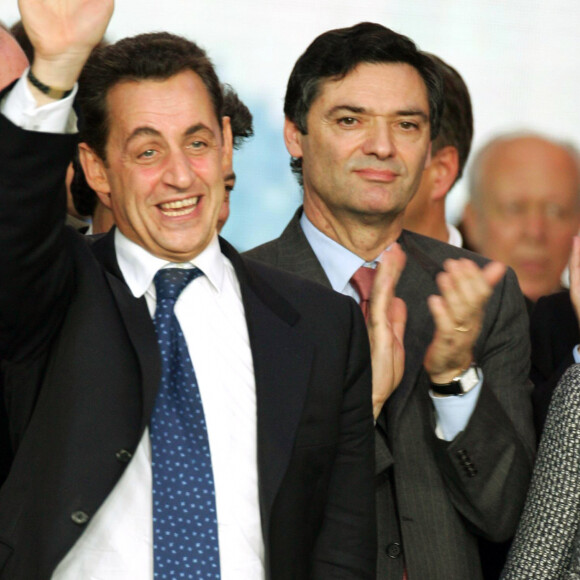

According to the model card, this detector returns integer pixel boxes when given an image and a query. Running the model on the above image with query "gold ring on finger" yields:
[453,324,472,333]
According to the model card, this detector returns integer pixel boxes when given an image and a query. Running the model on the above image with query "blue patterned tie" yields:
[150,267,221,579]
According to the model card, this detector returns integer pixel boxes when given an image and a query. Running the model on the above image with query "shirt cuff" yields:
[429,376,483,441]
[1,68,78,134]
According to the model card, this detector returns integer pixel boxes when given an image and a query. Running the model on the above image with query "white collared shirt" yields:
[0,76,264,580]
[53,233,264,580]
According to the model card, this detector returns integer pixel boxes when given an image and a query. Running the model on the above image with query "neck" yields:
[403,201,449,243]
[303,201,403,261]
[92,202,116,235]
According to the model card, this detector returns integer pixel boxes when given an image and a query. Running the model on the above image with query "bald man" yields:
[0,22,28,89]
[463,134,580,302]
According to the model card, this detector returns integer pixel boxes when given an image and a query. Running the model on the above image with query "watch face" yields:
[459,367,480,394]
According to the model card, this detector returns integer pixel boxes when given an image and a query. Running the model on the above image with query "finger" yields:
[427,293,456,334]
[389,297,407,346]
[369,243,406,327]
[481,260,507,288]
[438,259,501,323]
[434,267,476,325]
[443,259,490,306]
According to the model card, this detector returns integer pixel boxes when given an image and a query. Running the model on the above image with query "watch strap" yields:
[28,69,74,100]
[430,366,481,396]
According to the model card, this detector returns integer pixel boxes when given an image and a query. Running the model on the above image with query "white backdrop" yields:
[4,0,580,250]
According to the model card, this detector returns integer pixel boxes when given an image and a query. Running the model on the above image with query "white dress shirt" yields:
[2,75,265,580]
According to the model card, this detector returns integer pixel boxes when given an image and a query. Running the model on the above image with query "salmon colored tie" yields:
[353,264,407,580]
[350,265,377,322]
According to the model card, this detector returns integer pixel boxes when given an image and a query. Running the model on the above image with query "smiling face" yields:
[286,62,432,244]
[80,70,232,262]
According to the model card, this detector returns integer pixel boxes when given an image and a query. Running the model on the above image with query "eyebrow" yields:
[125,123,214,145]
[327,104,429,121]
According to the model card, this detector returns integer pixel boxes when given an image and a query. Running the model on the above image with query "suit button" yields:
[116,449,133,463]
[71,511,90,525]
[386,542,402,559]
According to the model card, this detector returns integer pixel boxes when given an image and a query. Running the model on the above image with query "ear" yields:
[428,145,459,202]
[284,117,304,159]
[78,143,113,209]
[221,116,233,175]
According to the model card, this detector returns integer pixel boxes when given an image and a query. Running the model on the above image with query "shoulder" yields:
[243,253,348,307]
[244,237,281,265]
[402,229,491,267]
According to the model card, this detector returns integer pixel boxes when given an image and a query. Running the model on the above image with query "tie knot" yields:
[154,267,203,302]
[350,265,377,303]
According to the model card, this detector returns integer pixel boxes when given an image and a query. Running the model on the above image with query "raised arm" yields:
[19,0,113,105]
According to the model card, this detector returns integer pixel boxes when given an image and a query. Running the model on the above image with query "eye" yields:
[399,121,419,130]
[188,140,208,151]
[138,149,157,159]
[337,116,359,127]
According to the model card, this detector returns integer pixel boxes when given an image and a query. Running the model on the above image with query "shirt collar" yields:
[300,212,380,293]
[447,222,463,248]
[114,229,225,298]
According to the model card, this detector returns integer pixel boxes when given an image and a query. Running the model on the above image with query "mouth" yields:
[157,196,200,217]
[354,168,399,182]
[517,258,550,276]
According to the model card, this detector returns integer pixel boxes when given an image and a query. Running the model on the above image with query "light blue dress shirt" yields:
[300,212,482,441]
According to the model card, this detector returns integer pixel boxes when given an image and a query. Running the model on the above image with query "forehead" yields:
[105,70,220,137]
[311,62,429,116]
[481,138,580,200]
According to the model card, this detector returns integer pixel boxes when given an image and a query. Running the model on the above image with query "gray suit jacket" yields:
[502,364,580,580]
[246,208,536,580]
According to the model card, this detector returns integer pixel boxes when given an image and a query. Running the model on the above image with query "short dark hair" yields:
[222,84,254,150]
[284,22,444,182]
[424,53,473,184]
[77,32,223,161]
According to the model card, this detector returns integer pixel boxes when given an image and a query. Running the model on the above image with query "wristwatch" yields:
[430,365,482,396]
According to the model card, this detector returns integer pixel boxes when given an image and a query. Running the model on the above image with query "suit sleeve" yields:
[311,299,377,579]
[432,267,535,542]
[501,364,580,579]
[0,111,76,361]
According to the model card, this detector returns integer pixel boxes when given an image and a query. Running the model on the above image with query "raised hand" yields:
[424,258,506,385]
[19,0,114,100]
[368,243,407,419]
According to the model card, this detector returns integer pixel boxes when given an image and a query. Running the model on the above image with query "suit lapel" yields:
[221,238,314,536]
[383,231,443,433]
[91,229,161,431]
[274,209,332,288]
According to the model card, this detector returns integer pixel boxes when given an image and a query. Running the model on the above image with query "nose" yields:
[361,121,395,159]
[162,150,195,190]
[523,209,548,242]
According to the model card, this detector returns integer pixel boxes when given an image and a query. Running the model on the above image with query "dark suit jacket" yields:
[0,114,376,579]
[246,209,536,580]
[530,290,579,440]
